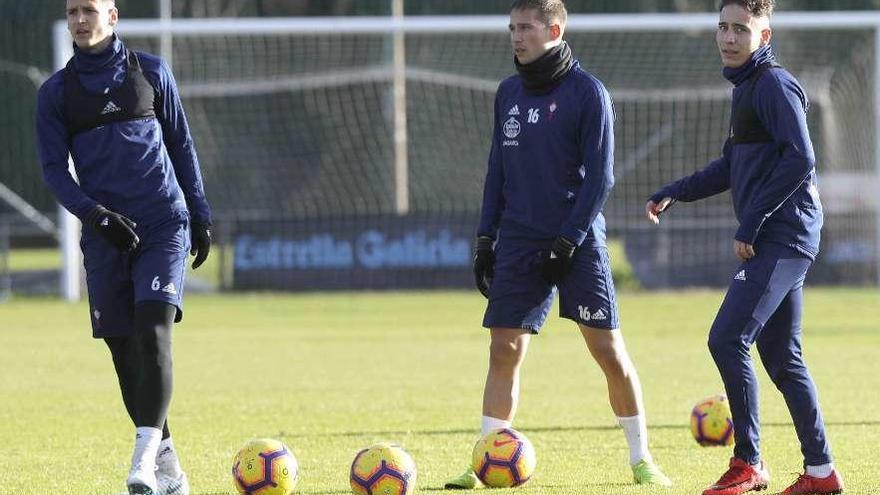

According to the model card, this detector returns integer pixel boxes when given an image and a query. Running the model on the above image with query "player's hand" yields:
[85,205,139,253]
[646,197,674,224]
[190,222,212,269]
[734,240,755,261]
[541,236,577,285]
[473,236,495,298]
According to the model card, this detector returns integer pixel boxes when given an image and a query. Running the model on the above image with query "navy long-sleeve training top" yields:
[477,60,615,248]
[36,35,211,229]
[651,45,822,259]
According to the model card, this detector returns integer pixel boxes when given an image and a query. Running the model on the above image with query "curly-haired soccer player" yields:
[647,1,844,494]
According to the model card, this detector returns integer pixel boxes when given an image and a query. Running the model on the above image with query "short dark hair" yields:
[510,0,568,27]
[719,0,775,17]
[65,0,116,6]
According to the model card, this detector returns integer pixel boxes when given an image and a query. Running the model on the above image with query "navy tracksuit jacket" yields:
[36,35,211,229]
[477,60,614,249]
[651,45,832,467]
[651,45,822,258]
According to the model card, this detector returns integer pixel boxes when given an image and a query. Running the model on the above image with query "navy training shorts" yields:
[483,236,619,332]
[82,213,190,338]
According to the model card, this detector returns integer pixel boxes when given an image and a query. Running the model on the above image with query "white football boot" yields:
[155,439,189,495]
[157,470,190,495]
[127,463,158,495]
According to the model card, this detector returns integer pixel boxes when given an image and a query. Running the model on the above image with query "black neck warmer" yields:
[515,42,574,94]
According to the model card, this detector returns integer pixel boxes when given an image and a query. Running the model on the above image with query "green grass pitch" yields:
[0,289,877,494]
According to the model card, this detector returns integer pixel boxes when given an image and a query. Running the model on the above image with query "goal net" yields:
[53,13,880,294]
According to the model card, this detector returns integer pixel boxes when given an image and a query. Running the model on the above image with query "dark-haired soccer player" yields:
[646,1,844,494]
[36,1,211,494]
[444,0,671,489]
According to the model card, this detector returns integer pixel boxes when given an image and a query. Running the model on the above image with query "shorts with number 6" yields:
[81,213,190,338]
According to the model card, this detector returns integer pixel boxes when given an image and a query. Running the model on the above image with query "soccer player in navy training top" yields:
[444,0,671,489]
[646,1,844,495]
[36,1,211,494]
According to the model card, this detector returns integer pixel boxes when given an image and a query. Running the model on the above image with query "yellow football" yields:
[350,442,417,495]
[232,438,299,495]
[472,428,536,488]
[691,394,735,446]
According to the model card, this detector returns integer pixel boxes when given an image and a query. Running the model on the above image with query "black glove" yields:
[473,236,495,298]
[190,222,212,269]
[85,205,139,253]
[541,236,577,285]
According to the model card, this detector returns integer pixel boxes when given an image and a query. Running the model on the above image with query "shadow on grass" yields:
[417,481,632,492]
[191,492,349,495]
[276,420,880,440]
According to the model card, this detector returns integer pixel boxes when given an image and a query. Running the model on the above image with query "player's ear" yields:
[549,23,562,41]
[108,5,119,27]
[760,27,772,46]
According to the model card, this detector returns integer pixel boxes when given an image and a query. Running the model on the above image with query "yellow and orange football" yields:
[472,428,536,488]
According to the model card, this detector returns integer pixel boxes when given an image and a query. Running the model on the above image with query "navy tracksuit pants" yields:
[708,241,832,467]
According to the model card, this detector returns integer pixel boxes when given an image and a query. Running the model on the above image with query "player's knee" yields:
[757,347,804,387]
[763,365,786,388]
[589,341,627,376]
[709,317,762,360]
[760,362,798,390]
[138,327,170,361]
[488,339,525,368]
[707,326,739,360]
[135,318,172,362]
[134,302,175,355]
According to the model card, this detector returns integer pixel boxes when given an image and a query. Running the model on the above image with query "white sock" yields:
[481,416,512,437]
[131,427,162,473]
[156,437,183,477]
[806,463,834,478]
[617,415,652,466]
